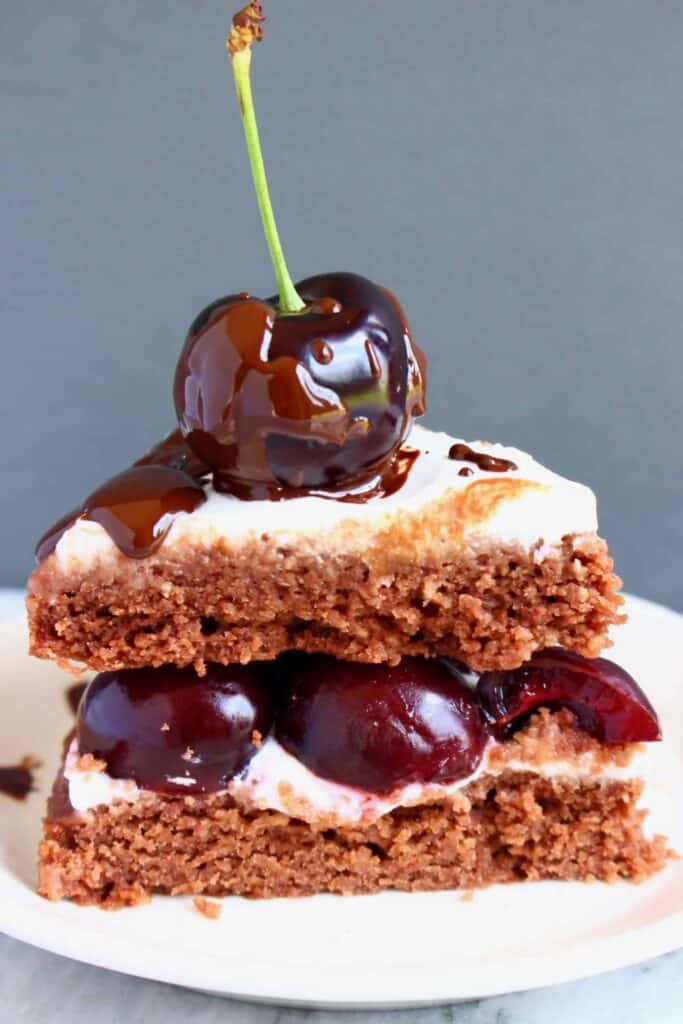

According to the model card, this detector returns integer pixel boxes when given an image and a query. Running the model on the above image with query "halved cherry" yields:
[477,648,660,742]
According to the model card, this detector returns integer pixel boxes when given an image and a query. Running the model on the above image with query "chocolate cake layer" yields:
[39,769,667,907]
[27,533,621,672]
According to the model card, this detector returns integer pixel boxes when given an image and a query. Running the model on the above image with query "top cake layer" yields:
[27,425,621,672]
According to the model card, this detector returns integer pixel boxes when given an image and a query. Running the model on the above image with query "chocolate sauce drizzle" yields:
[35,435,207,563]
[304,446,420,504]
[449,442,517,474]
[0,757,39,800]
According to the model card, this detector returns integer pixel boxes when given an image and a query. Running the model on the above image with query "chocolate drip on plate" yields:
[0,757,38,800]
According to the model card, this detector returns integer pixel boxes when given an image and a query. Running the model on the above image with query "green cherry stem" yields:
[229,27,305,313]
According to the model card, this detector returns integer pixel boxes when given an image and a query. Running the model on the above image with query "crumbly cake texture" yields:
[38,713,670,906]
[27,532,622,673]
[39,772,667,907]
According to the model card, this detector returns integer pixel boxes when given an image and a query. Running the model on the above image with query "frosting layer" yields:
[63,731,668,835]
[54,425,598,571]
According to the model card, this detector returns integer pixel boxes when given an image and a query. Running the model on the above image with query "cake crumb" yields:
[160,723,170,732]
[192,896,221,920]
[251,730,263,749]
[75,753,106,773]
[459,889,474,903]
[19,755,42,771]
[182,747,194,761]
[27,529,623,674]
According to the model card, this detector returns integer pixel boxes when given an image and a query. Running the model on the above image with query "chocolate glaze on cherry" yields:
[275,655,487,794]
[477,647,661,743]
[133,427,211,480]
[174,272,426,499]
[78,663,275,794]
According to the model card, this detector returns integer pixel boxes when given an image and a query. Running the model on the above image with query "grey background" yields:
[2,0,682,605]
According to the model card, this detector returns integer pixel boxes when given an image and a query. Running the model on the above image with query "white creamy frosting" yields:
[53,425,598,572]
[63,734,670,837]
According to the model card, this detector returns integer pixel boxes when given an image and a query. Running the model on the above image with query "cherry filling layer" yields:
[76,649,661,797]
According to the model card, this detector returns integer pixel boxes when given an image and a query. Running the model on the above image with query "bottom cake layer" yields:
[39,769,668,907]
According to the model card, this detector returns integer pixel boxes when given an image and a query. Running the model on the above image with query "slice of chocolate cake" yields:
[38,664,668,907]
[31,3,671,906]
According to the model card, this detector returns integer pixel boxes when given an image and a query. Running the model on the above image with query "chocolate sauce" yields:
[380,286,427,419]
[36,431,208,563]
[364,338,382,379]
[86,465,206,558]
[0,758,38,800]
[134,428,210,480]
[66,682,88,715]
[174,272,426,497]
[35,507,82,563]
[333,446,420,503]
[310,297,342,316]
[311,340,333,365]
[458,466,473,478]
[449,443,517,474]
[35,464,205,562]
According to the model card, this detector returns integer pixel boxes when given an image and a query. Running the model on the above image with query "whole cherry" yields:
[275,655,487,793]
[174,274,425,496]
[78,662,276,794]
[174,4,425,499]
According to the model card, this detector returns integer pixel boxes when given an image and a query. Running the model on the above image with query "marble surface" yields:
[1,588,681,1021]
[1,934,681,1023]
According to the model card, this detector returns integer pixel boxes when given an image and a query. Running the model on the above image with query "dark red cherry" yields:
[477,648,661,743]
[77,663,275,794]
[173,272,426,498]
[275,656,487,794]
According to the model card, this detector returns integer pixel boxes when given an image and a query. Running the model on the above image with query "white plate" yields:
[0,594,681,1009]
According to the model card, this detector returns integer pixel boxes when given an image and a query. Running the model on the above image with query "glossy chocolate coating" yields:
[78,663,276,794]
[174,272,426,497]
[84,465,205,559]
[276,655,487,794]
[35,439,206,563]
[448,443,517,474]
[133,427,211,480]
